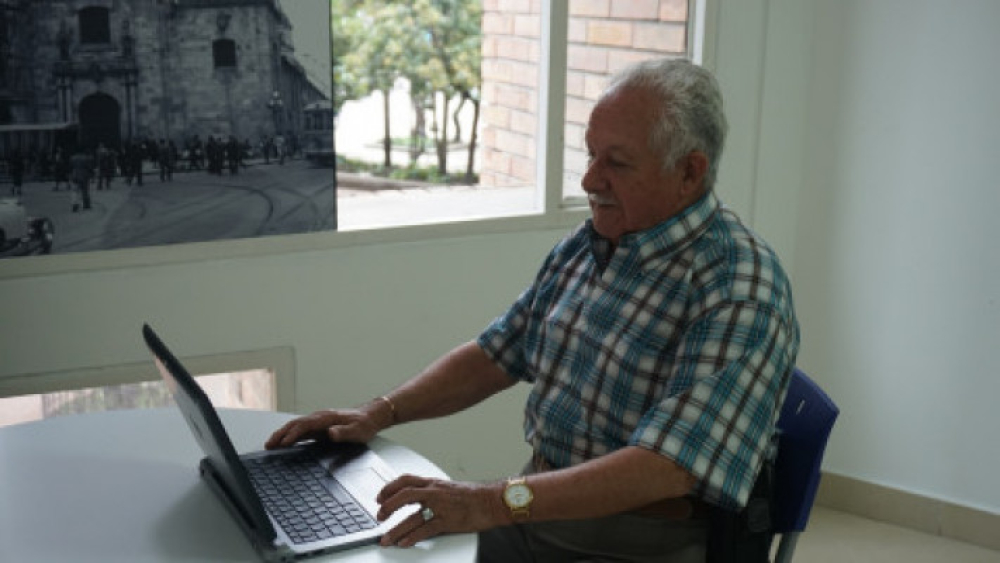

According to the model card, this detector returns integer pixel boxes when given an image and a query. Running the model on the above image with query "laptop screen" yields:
[143,324,277,543]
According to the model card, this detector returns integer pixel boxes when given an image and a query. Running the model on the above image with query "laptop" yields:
[142,323,413,561]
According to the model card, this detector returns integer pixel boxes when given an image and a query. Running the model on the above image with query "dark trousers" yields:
[477,514,707,563]
[75,180,91,209]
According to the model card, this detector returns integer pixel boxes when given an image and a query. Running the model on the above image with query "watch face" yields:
[504,483,532,508]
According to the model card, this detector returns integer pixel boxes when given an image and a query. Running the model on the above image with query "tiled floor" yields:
[794,506,1000,562]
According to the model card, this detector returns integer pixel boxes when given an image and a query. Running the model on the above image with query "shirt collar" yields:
[588,192,721,272]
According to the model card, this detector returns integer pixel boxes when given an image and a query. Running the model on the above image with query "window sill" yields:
[0,197,590,281]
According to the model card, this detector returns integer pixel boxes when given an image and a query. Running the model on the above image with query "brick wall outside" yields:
[480,0,689,190]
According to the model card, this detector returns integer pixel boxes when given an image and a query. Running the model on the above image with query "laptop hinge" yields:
[200,458,295,561]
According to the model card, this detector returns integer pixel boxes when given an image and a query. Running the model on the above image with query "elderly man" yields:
[267,58,799,562]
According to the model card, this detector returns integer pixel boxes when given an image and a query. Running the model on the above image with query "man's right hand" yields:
[265,342,512,451]
[264,400,393,450]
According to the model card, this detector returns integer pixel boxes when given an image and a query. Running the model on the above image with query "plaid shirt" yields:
[477,193,799,509]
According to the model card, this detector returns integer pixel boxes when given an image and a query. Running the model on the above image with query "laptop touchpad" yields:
[339,468,389,513]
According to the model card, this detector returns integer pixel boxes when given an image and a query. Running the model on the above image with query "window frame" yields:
[0,346,297,412]
[1,0,712,281]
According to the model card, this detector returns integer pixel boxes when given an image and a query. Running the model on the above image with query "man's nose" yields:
[581,160,603,193]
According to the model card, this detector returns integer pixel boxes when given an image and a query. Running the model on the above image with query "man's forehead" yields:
[587,87,657,132]
[585,106,655,153]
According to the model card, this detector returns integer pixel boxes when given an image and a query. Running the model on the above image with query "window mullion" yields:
[690,0,719,70]
[536,0,569,215]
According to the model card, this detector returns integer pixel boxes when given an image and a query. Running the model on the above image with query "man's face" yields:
[582,86,704,245]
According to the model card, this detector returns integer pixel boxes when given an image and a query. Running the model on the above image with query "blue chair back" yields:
[771,368,839,562]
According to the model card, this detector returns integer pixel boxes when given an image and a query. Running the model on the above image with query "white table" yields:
[0,408,477,562]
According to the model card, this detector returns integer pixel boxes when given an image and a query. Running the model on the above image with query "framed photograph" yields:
[0,0,334,259]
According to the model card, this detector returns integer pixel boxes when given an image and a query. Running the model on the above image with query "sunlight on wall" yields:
[0,369,274,428]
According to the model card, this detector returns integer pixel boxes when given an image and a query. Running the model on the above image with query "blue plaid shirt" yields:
[477,193,799,509]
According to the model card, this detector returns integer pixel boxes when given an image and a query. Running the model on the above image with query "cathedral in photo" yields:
[0,0,328,156]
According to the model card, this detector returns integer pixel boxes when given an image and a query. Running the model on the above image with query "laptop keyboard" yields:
[245,452,377,545]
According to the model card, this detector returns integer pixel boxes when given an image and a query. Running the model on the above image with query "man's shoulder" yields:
[690,207,790,300]
[700,206,781,260]
[528,222,595,282]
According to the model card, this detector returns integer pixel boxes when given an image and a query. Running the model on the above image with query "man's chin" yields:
[590,217,624,244]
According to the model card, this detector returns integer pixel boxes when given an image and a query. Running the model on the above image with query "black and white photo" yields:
[0,0,334,258]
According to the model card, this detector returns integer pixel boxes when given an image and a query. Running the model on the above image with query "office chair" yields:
[771,368,839,563]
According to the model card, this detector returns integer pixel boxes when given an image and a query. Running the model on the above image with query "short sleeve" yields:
[629,301,799,509]
[476,227,585,383]
[477,284,536,382]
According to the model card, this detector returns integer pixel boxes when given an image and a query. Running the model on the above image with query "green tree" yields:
[407,0,482,178]
[339,4,402,169]
[334,0,481,178]
[330,1,362,117]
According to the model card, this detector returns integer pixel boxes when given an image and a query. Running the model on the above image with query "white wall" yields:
[2,0,997,517]
[0,228,560,480]
[705,0,1000,515]
[794,0,1000,513]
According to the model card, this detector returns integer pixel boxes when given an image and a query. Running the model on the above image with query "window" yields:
[213,38,237,68]
[0,370,274,428]
[0,0,702,277]
[0,347,295,425]
[334,0,696,230]
[560,0,691,201]
[78,7,111,45]
[332,0,533,230]
[0,11,8,85]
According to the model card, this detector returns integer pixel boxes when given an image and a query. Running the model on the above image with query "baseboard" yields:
[816,472,1000,552]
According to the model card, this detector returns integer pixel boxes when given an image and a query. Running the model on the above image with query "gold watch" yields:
[502,477,534,520]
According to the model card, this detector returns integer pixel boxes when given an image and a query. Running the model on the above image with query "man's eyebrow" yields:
[599,145,635,160]
[584,136,633,154]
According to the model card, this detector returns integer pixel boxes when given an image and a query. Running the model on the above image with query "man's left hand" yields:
[376,475,506,548]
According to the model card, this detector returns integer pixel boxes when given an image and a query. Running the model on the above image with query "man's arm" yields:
[512,445,695,521]
[379,340,517,425]
[265,341,515,448]
[375,445,696,548]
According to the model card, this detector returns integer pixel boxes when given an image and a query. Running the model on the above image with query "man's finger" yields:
[268,417,323,448]
[327,424,361,443]
[276,421,310,447]
[264,421,297,449]
[379,511,422,547]
[380,511,441,548]
[376,474,431,505]
[394,517,443,548]
[375,492,427,522]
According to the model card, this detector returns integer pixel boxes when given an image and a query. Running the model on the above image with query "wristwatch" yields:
[502,477,534,520]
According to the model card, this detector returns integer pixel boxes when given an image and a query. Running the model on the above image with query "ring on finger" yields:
[420,505,435,522]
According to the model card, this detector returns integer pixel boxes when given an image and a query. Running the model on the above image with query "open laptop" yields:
[142,323,412,561]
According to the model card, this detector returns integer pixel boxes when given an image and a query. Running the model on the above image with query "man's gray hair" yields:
[602,58,728,190]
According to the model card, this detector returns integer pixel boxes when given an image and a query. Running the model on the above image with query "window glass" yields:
[561,0,691,201]
[78,7,111,44]
[0,12,8,85]
[334,0,538,231]
[213,38,237,68]
[333,0,693,230]
[0,370,275,428]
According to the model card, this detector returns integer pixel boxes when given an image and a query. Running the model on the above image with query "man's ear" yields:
[681,151,710,196]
